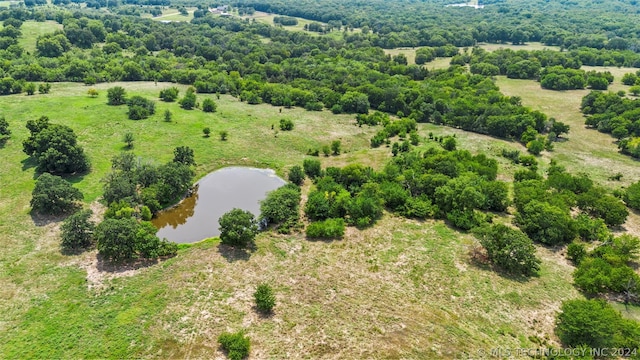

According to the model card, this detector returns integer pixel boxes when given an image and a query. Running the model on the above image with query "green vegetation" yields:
[219,208,259,248]
[3,1,640,358]
[30,172,83,215]
[254,283,276,314]
[218,331,251,360]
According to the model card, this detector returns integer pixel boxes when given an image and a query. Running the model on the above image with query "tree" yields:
[31,173,83,215]
[203,127,211,137]
[475,224,540,276]
[24,82,36,95]
[259,184,300,231]
[127,96,155,120]
[95,217,177,261]
[60,209,95,249]
[556,299,640,349]
[107,86,127,105]
[339,91,369,114]
[303,158,322,179]
[164,109,173,122]
[23,118,90,175]
[279,118,294,131]
[173,146,195,166]
[0,116,10,139]
[443,136,456,151]
[38,83,51,94]
[287,165,305,186]
[515,200,576,245]
[218,208,258,247]
[624,180,640,210]
[87,88,98,98]
[202,98,217,112]
[219,130,228,141]
[551,121,570,138]
[526,139,545,155]
[331,140,341,155]
[218,331,250,360]
[630,85,640,96]
[254,283,275,313]
[123,132,134,148]
[159,87,179,102]
[179,88,197,110]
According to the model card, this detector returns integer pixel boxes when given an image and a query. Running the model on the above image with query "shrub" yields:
[202,98,217,112]
[163,109,172,122]
[123,132,134,148]
[220,130,228,141]
[566,241,587,265]
[31,173,83,215]
[303,158,322,179]
[515,200,576,245]
[60,209,95,249]
[179,88,197,109]
[173,146,195,166]
[159,87,179,102]
[0,116,10,138]
[259,184,300,231]
[306,218,345,239]
[322,145,330,156]
[107,86,126,105]
[279,118,294,131]
[95,218,177,261]
[219,208,258,247]
[624,180,640,210]
[331,140,341,155]
[254,283,275,313]
[287,165,305,186]
[87,88,98,97]
[203,127,211,137]
[556,299,640,349]
[126,96,155,120]
[474,224,541,276]
[442,136,456,151]
[218,331,250,360]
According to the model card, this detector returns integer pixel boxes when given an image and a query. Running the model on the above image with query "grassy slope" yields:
[0,81,581,358]
[0,20,63,53]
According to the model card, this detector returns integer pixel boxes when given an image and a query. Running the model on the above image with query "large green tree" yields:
[31,172,83,215]
[60,209,95,249]
[218,208,258,247]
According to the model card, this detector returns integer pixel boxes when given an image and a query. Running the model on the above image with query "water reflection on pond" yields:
[152,167,286,243]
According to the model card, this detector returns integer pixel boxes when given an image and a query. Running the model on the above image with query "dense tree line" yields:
[581,90,640,158]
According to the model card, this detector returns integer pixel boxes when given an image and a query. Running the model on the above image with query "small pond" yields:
[152,167,286,243]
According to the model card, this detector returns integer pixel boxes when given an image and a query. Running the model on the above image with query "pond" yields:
[151,167,286,243]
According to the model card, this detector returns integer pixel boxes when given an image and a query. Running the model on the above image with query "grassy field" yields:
[242,11,317,33]
[0,81,589,358]
[495,76,640,188]
[477,42,561,52]
[0,20,64,53]
[147,8,195,22]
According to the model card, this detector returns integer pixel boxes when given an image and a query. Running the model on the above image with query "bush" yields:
[202,98,217,112]
[474,224,541,276]
[0,116,10,138]
[95,218,177,261]
[173,146,195,166]
[279,118,294,131]
[219,130,228,141]
[303,158,322,179]
[624,180,640,210]
[306,218,345,239]
[515,200,576,245]
[179,88,197,109]
[203,127,211,137]
[107,86,126,105]
[31,173,83,215]
[287,165,305,186]
[219,209,258,247]
[331,140,341,155]
[442,136,456,151]
[556,299,640,349]
[60,209,95,249]
[218,331,250,360]
[254,283,275,313]
[566,241,587,265]
[259,184,300,231]
[159,87,179,102]
[126,96,155,120]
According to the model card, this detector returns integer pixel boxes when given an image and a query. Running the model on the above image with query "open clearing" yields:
[0,81,586,358]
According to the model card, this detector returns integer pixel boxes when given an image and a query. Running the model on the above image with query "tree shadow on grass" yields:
[218,243,253,262]
[21,156,37,172]
[0,137,7,148]
[30,211,67,227]
[96,253,160,274]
